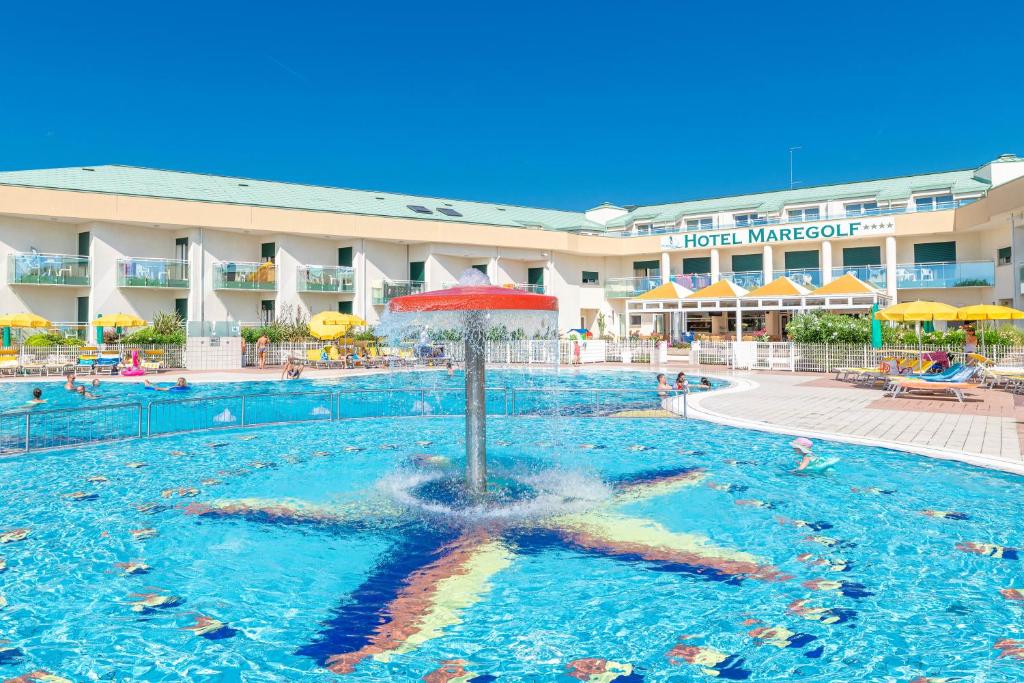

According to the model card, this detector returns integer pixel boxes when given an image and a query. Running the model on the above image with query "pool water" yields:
[0,369,713,413]
[0,379,1023,680]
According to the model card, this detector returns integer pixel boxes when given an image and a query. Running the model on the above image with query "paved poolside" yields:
[684,369,1024,474]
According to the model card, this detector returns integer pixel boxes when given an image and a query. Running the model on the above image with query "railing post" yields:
[683,391,688,418]
[23,413,30,452]
[137,405,143,438]
[240,395,246,426]
[147,402,152,436]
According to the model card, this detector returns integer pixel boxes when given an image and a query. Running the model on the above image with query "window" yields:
[630,315,641,326]
[78,231,90,256]
[407,205,433,214]
[842,246,882,267]
[733,213,761,227]
[528,267,545,288]
[437,207,462,217]
[260,300,275,325]
[174,298,188,321]
[338,301,353,314]
[685,217,714,231]
[581,271,599,285]
[472,264,488,276]
[682,257,710,274]
[784,250,819,270]
[845,201,878,217]
[914,194,955,212]
[633,260,659,277]
[338,247,353,268]
[731,253,763,272]
[632,223,653,235]
[998,247,1012,265]
[260,242,276,263]
[786,207,820,223]
[409,261,426,283]
[913,241,956,264]
[175,237,189,262]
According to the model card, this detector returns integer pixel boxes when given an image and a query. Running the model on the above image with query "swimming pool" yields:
[0,375,1022,681]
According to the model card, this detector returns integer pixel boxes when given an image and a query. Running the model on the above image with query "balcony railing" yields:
[591,197,979,238]
[895,261,995,289]
[117,258,189,289]
[8,252,90,286]
[719,270,764,290]
[831,265,888,290]
[604,276,662,298]
[296,265,355,293]
[212,261,277,291]
[372,280,424,304]
[773,268,822,289]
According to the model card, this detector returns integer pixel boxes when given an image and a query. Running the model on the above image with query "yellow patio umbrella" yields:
[955,304,1024,356]
[92,313,146,344]
[875,300,959,360]
[308,311,367,341]
[0,312,51,347]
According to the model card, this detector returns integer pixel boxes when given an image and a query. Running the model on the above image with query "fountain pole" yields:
[464,311,487,495]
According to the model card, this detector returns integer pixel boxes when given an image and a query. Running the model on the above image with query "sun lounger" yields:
[885,379,977,403]
[0,353,19,376]
[18,361,45,376]
[93,352,121,375]
[142,349,166,373]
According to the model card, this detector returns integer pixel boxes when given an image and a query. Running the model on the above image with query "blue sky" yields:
[1,0,1022,209]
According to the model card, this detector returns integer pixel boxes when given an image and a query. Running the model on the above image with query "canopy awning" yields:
[634,281,692,301]
[745,276,810,298]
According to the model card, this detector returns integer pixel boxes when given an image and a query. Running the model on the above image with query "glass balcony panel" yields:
[371,280,424,304]
[212,261,277,290]
[603,276,661,298]
[719,270,764,290]
[296,265,354,293]
[671,273,712,291]
[895,261,995,289]
[831,265,887,290]
[116,258,189,288]
[8,253,90,286]
[773,268,822,288]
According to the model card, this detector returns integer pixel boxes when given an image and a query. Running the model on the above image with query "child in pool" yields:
[791,437,836,473]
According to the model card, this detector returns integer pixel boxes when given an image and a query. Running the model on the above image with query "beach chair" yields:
[94,351,121,375]
[43,355,71,376]
[0,351,19,376]
[885,379,977,403]
[306,349,327,368]
[141,349,166,373]
[18,357,45,375]
[834,366,877,382]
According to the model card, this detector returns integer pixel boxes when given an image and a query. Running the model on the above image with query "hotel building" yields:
[1,154,1022,340]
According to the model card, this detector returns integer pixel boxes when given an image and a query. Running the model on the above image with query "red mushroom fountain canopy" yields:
[389,284,558,313]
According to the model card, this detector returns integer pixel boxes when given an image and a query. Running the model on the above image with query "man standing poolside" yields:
[256,334,270,370]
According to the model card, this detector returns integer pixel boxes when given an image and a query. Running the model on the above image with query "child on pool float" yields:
[144,377,190,392]
[791,437,838,474]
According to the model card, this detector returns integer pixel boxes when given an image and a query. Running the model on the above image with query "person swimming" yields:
[446,360,454,378]
[791,437,837,473]
[90,378,101,389]
[75,385,97,400]
[656,373,672,397]
[63,372,76,391]
[281,357,304,380]
[27,388,45,405]
[674,371,688,392]
[145,377,189,391]
[700,377,712,389]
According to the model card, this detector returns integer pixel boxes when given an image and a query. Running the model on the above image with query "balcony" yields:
[719,270,764,290]
[8,252,90,286]
[296,265,355,293]
[212,261,277,291]
[117,257,189,289]
[604,276,662,298]
[773,268,822,289]
[671,273,713,291]
[895,261,995,289]
[831,265,888,290]
[372,279,424,304]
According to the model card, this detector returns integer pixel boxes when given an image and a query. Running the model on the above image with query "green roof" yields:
[0,164,599,232]
[0,162,995,234]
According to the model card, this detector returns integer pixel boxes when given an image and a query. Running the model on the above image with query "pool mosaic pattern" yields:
[0,374,1022,680]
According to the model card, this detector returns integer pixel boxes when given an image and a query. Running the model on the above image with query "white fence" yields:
[694,341,1024,373]
[246,339,659,367]
[10,344,186,369]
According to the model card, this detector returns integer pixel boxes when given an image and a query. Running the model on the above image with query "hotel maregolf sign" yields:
[660,218,896,250]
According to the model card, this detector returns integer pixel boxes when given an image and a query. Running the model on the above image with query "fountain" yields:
[385,269,558,496]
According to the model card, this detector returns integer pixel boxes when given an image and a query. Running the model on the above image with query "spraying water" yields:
[380,269,559,497]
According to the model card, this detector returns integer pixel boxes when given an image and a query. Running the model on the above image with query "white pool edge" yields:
[678,376,1024,477]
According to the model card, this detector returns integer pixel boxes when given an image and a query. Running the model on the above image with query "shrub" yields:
[120,311,185,345]
[785,311,871,344]
[23,332,84,347]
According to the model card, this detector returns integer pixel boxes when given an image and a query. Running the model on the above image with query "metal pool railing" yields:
[0,387,689,455]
